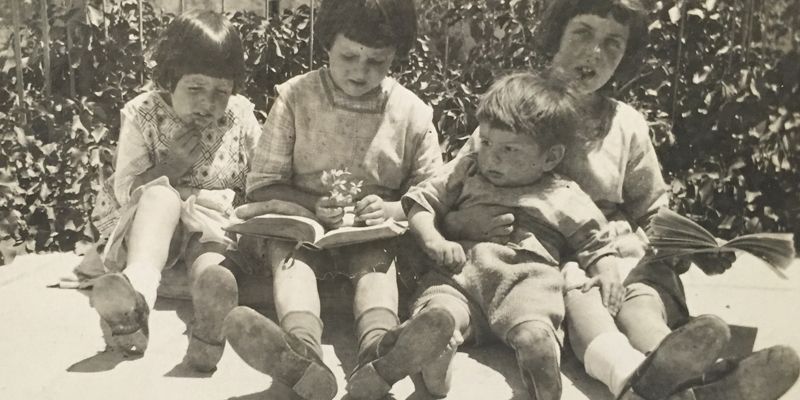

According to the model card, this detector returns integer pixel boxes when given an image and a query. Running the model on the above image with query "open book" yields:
[225,214,408,250]
[647,208,795,278]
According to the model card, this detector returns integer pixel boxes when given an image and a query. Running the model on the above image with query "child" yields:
[89,10,261,372]
[221,1,450,399]
[402,72,733,400]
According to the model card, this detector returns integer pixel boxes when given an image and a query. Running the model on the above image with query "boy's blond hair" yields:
[476,72,579,147]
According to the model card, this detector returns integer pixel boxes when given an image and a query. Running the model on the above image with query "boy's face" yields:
[477,123,563,187]
[171,74,233,128]
[550,13,630,94]
[327,34,396,97]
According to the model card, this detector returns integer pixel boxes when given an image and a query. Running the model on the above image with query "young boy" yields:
[400,72,728,400]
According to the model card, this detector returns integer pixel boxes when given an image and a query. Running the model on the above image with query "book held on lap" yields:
[647,208,795,278]
[225,213,408,250]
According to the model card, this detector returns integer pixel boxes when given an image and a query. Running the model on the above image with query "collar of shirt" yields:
[319,67,394,114]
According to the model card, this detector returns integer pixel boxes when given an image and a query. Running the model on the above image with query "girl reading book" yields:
[221,1,449,399]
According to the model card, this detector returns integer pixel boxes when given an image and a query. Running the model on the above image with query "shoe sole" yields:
[347,307,456,399]
[681,345,800,400]
[223,306,337,400]
[91,273,148,354]
[627,315,731,399]
[185,266,238,372]
[516,330,562,400]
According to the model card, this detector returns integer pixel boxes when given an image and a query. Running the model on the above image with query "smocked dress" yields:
[91,91,261,273]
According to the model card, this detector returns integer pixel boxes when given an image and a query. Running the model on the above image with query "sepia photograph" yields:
[1,0,798,398]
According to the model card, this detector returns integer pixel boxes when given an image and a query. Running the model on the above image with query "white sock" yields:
[583,332,646,397]
[124,264,162,309]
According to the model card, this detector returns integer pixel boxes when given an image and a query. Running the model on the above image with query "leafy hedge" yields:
[1,0,798,259]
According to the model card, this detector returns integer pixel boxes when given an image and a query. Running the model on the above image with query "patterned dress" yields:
[91,91,261,272]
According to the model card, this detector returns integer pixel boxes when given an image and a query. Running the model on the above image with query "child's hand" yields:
[446,329,464,352]
[692,251,736,275]
[354,195,386,226]
[164,127,203,181]
[583,262,624,315]
[423,239,466,273]
[315,196,345,229]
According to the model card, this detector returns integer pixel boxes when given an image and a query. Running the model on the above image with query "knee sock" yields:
[355,307,399,362]
[583,332,646,397]
[280,311,324,359]
[124,263,162,309]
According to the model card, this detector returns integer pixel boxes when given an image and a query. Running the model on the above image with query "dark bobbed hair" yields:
[151,10,245,93]
[535,0,649,88]
[477,71,579,148]
[315,0,417,59]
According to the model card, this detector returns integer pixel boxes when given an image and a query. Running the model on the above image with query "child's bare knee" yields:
[139,185,180,209]
[507,320,556,350]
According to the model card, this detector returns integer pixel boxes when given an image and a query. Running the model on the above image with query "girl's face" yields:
[327,34,396,97]
[550,13,630,94]
[476,123,563,187]
[171,74,233,128]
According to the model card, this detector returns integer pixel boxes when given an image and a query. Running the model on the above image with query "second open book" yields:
[224,200,407,250]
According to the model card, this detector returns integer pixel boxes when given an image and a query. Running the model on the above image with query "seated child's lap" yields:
[264,238,398,280]
[413,242,567,345]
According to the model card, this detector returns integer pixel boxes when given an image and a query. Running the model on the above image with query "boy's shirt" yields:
[402,153,617,268]
[247,67,443,202]
[456,100,669,229]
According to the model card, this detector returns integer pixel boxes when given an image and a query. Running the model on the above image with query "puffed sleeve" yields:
[112,104,154,206]
[618,105,670,229]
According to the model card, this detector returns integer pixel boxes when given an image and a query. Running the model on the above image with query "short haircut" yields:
[315,0,417,59]
[535,0,649,88]
[151,10,245,93]
[476,72,578,147]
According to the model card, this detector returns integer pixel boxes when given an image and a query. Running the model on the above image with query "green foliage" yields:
[624,0,800,244]
[1,0,798,255]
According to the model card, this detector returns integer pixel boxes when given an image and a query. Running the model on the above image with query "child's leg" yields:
[91,185,181,354]
[123,185,182,308]
[222,241,336,400]
[616,283,673,353]
[345,243,456,399]
[184,241,236,372]
[563,263,731,399]
[414,291,474,398]
[506,320,562,400]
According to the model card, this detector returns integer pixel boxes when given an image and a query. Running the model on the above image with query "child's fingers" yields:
[354,195,380,213]
[580,276,601,292]
[453,330,464,346]
[601,281,613,307]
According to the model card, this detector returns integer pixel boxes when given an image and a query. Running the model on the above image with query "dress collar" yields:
[319,67,393,114]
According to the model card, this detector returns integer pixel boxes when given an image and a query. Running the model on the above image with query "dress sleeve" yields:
[619,106,670,229]
[240,102,263,172]
[112,104,153,206]
[401,155,473,218]
[400,120,444,193]
[556,184,618,269]
[246,91,296,197]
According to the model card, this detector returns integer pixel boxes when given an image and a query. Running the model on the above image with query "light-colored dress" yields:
[91,91,262,273]
[246,67,443,201]
[246,67,443,277]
